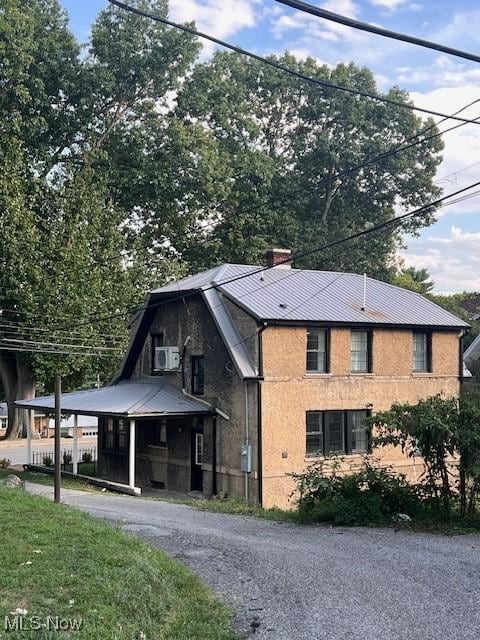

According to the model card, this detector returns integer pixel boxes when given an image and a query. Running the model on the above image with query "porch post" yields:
[129,419,136,489]
[27,409,33,465]
[72,414,78,475]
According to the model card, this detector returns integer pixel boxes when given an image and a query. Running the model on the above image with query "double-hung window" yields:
[306,412,323,456]
[306,328,328,373]
[351,330,371,373]
[305,410,370,457]
[413,331,431,372]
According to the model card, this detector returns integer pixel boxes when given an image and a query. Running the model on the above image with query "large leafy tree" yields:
[174,53,443,278]
[0,0,210,438]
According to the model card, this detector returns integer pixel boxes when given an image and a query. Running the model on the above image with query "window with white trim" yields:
[351,330,371,373]
[413,331,431,372]
[306,328,328,373]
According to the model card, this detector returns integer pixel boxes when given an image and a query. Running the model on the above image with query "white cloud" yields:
[370,0,411,9]
[409,85,480,216]
[271,0,364,44]
[402,226,480,293]
[396,56,480,89]
[434,9,480,51]
[169,0,258,56]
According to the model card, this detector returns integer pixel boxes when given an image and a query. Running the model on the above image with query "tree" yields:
[393,266,435,295]
[174,53,444,278]
[0,0,206,437]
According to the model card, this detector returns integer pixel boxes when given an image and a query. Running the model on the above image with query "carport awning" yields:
[15,377,222,418]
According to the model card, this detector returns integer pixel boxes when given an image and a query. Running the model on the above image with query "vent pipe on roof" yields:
[361,273,367,311]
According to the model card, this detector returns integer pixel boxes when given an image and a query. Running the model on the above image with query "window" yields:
[118,419,127,450]
[348,410,369,453]
[325,411,344,453]
[105,418,114,450]
[153,420,167,447]
[306,328,328,372]
[195,433,204,465]
[191,356,205,395]
[351,330,371,373]
[305,410,370,457]
[151,333,164,374]
[306,412,323,456]
[413,331,431,372]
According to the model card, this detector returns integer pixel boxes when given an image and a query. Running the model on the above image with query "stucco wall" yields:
[261,326,461,509]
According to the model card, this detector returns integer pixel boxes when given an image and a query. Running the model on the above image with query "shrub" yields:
[81,451,92,464]
[63,452,72,466]
[293,457,421,526]
[42,455,53,467]
[0,458,11,469]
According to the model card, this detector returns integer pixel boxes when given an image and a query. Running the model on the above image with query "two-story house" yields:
[18,250,468,509]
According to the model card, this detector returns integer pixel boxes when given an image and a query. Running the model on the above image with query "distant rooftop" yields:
[153,263,468,328]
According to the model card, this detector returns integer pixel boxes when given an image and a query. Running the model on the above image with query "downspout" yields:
[244,380,249,501]
[212,415,217,496]
[256,322,268,506]
[459,330,465,384]
[181,335,191,390]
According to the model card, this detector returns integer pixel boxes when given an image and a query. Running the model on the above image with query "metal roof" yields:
[202,288,258,379]
[153,264,468,328]
[464,334,480,365]
[15,378,217,418]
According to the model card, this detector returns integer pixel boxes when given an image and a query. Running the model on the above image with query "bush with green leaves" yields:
[0,458,11,469]
[62,451,72,466]
[81,451,93,464]
[42,455,53,467]
[370,395,480,516]
[292,457,421,526]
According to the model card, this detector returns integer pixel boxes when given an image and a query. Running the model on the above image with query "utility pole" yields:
[54,375,61,504]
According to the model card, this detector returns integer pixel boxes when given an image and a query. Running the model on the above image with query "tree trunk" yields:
[0,351,36,439]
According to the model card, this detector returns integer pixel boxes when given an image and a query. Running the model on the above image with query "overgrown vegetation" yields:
[293,457,422,526]
[0,487,237,639]
[292,395,480,529]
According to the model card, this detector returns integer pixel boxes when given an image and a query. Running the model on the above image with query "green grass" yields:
[0,487,237,640]
[192,497,297,521]
[0,468,100,492]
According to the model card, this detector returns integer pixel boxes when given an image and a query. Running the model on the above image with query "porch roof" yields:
[15,378,219,418]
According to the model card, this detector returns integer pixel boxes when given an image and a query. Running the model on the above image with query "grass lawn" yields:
[0,488,237,640]
[0,468,99,492]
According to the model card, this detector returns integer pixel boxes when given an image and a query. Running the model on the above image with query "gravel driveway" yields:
[27,483,480,640]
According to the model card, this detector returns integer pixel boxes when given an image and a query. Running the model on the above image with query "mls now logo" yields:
[4,615,83,632]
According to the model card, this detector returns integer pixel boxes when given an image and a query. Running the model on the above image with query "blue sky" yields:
[59,0,480,293]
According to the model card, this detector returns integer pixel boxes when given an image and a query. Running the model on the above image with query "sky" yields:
[59,0,480,293]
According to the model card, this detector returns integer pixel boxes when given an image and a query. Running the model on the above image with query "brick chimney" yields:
[265,248,292,269]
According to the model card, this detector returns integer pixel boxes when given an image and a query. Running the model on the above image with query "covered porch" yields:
[16,378,226,496]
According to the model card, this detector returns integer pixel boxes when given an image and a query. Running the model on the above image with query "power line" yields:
[58,179,480,333]
[274,0,480,64]
[188,100,480,235]
[0,338,122,353]
[0,320,122,341]
[0,345,121,358]
[1,101,478,336]
[107,1,480,126]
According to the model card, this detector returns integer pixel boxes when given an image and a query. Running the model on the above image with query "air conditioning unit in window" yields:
[154,346,180,372]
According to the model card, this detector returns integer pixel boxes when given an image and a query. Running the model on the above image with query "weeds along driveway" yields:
[27,483,479,640]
